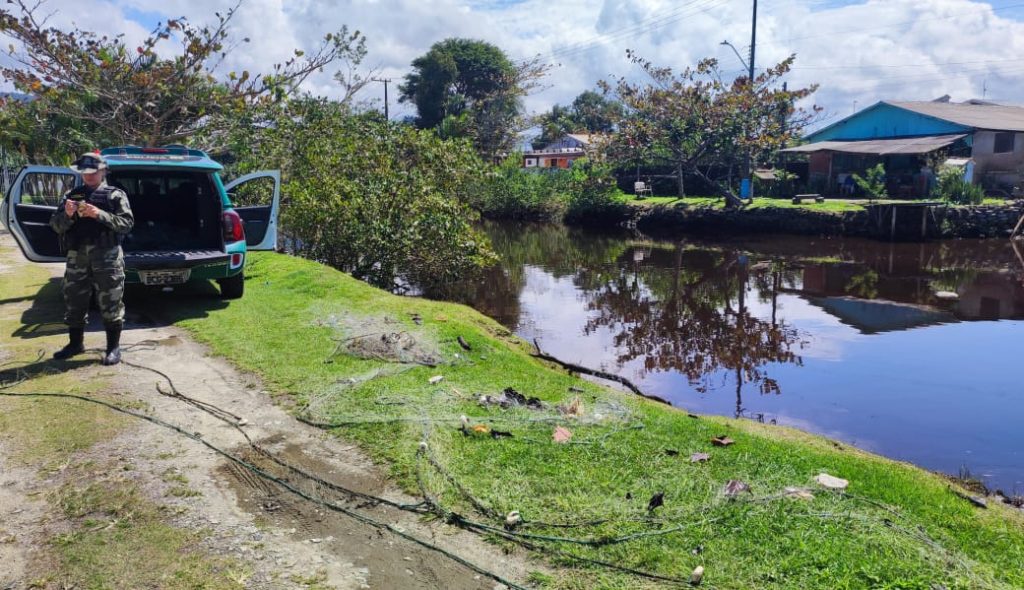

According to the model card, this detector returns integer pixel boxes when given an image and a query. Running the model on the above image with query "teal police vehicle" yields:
[1,146,280,299]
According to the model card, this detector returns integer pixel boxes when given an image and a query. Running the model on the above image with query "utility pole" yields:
[372,77,391,120]
[749,0,757,86]
[745,0,758,201]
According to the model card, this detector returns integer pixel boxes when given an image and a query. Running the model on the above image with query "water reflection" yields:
[435,223,1024,490]
[581,245,804,416]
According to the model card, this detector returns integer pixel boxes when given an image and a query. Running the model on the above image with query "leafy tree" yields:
[535,90,622,147]
[0,0,366,155]
[220,97,496,292]
[400,38,514,128]
[852,163,888,201]
[601,53,818,207]
[399,38,548,160]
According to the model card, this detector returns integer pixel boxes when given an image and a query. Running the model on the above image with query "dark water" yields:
[441,222,1024,492]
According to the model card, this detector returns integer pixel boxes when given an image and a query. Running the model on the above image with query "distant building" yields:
[522,134,604,169]
[783,98,1024,198]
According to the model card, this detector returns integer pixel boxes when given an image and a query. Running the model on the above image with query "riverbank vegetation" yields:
[154,250,1024,589]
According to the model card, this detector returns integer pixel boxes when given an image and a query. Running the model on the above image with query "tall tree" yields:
[400,38,514,128]
[400,38,547,160]
[601,53,818,206]
[0,0,366,155]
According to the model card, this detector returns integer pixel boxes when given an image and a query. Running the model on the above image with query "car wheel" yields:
[217,272,244,299]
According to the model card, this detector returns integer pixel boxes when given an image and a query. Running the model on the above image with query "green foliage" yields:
[753,169,799,199]
[936,166,985,205]
[467,156,573,221]
[399,38,548,160]
[852,163,888,201]
[0,2,364,157]
[465,157,625,223]
[222,97,496,292]
[565,158,628,222]
[400,38,515,128]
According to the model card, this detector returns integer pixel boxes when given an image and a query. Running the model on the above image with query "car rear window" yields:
[108,170,217,202]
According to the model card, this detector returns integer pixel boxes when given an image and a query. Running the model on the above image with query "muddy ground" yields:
[0,230,535,589]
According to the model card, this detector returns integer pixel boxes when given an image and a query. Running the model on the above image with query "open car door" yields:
[224,170,281,251]
[2,166,79,262]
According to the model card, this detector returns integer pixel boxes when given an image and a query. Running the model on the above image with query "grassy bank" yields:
[153,252,1024,589]
[625,196,864,213]
[624,195,1010,212]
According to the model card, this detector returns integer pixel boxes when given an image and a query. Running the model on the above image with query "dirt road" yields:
[0,229,533,589]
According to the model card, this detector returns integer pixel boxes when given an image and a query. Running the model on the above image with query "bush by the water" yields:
[223,98,496,292]
[466,156,573,220]
[852,163,888,201]
[564,158,629,223]
[467,155,626,222]
[936,166,985,205]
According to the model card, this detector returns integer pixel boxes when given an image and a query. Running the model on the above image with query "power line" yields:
[545,0,721,59]
[543,0,731,62]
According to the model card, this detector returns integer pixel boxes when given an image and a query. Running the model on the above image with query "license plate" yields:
[139,269,191,285]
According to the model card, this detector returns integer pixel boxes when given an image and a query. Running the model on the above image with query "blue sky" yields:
[11,0,1024,135]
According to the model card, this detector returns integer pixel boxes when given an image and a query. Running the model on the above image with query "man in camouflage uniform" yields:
[49,152,134,365]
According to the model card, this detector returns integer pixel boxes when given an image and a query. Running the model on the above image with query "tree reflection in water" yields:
[583,245,805,417]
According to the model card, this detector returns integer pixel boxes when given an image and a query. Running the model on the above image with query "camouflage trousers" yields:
[63,244,125,328]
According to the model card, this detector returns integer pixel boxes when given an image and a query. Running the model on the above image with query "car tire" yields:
[218,272,244,299]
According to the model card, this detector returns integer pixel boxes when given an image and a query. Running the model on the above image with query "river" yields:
[440,222,1024,493]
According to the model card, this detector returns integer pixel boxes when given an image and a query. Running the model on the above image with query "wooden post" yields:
[921,206,928,238]
[890,205,898,240]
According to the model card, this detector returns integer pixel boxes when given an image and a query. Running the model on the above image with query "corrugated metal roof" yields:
[781,134,966,155]
[566,133,606,145]
[889,101,1024,132]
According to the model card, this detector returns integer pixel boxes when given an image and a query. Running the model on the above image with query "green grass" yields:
[625,195,1016,212]
[623,195,866,213]
[147,252,1024,589]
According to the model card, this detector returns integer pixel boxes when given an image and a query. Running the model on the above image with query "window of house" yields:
[994,132,1016,153]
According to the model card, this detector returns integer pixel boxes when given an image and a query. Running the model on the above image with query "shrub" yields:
[852,163,887,201]
[936,166,985,205]
[564,158,628,223]
[222,98,496,292]
[466,156,572,221]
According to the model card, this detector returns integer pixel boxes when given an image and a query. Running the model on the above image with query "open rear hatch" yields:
[3,166,227,272]
[108,168,228,273]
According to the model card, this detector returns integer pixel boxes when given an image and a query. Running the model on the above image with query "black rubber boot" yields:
[102,323,122,366]
[53,327,85,360]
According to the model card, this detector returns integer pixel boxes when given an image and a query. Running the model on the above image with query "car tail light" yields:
[230,253,244,269]
[222,210,245,243]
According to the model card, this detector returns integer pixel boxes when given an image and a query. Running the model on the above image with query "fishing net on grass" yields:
[316,312,444,366]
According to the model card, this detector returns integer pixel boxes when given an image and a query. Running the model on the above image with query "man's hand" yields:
[64,200,77,217]
[78,203,101,219]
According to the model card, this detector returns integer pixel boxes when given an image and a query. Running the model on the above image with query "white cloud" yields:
[5,0,1024,128]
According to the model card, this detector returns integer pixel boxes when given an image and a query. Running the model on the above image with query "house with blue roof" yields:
[782,98,1024,198]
